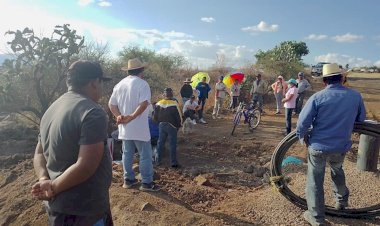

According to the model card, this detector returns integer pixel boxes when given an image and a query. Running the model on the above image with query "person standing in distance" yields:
[31,60,113,226]
[212,75,228,119]
[297,63,366,226]
[108,58,160,192]
[295,72,311,115]
[195,77,211,124]
[180,78,193,105]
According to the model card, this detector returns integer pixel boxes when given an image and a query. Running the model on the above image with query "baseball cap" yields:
[67,60,111,81]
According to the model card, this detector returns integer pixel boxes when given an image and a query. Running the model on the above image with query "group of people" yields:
[30,57,366,226]
[271,72,311,134]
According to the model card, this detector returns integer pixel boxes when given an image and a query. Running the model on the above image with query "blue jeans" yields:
[157,122,178,166]
[122,140,153,184]
[182,97,189,105]
[198,97,207,119]
[285,108,293,134]
[252,93,263,112]
[274,92,283,112]
[306,147,349,223]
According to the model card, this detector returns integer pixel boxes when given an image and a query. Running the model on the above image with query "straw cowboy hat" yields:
[183,78,192,83]
[121,58,147,71]
[322,63,342,77]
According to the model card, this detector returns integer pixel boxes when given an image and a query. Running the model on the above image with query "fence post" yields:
[357,121,380,172]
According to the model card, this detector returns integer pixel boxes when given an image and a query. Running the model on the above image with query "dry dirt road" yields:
[0,73,379,226]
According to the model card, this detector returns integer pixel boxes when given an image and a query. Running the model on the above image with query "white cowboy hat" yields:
[121,58,148,71]
[183,78,192,83]
[323,63,342,77]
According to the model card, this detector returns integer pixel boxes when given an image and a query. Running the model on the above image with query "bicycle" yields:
[231,101,261,135]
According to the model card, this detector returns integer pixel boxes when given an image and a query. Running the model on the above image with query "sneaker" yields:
[171,164,181,169]
[303,211,325,226]
[275,111,281,115]
[199,118,207,124]
[192,119,197,125]
[212,115,216,119]
[139,182,161,192]
[122,179,138,189]
[335,202,347,210]
[216,116,221,119]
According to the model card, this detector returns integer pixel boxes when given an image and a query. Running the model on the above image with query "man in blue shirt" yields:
[296,63,365,226]
[196,77,211,124]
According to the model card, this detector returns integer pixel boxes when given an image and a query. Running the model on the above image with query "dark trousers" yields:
[230,96,239,109]
[198,97,207,119]
[184,109,196,120]
[295,92,305,114]
[285,108,294,134]
[45,205,113,226]
[157,122,178,166]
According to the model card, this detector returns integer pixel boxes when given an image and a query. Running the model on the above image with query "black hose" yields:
[270,121,380,218]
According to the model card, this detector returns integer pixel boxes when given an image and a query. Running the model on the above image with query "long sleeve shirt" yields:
[271,81,288,95]
[180,84,193,98]
[296,84,366,152]
[153,99,183,128]
[215,82,228,98]
[230,83,240,97]
[250,79,268,95]
[297,79,311,94]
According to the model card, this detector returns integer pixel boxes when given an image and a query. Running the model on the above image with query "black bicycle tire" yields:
[248,109,261,131]
[231,112,241,136]
[270,121,380,218]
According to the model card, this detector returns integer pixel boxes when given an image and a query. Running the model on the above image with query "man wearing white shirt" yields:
[108,58,159,192]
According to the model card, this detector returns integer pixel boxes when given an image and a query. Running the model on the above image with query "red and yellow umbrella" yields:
[223,72,245,88]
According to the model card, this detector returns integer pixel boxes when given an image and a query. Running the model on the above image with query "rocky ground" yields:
[0,73,379,226]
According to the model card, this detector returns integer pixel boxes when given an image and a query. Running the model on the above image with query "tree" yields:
[117,46,186,99]
[255,41,309,80]
[0,24,84,122]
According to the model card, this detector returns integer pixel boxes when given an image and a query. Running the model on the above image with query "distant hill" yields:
[0,54,13,64]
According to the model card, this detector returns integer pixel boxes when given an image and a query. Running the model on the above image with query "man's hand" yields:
[282,98,287,103]
[31,179,54,200]
[117,115,134,125]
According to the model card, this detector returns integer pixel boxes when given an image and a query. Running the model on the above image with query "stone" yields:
[243,164,255,173]
[140,202,154,211]
[194,175,211,186]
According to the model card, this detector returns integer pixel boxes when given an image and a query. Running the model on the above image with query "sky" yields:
[0,0,379,69]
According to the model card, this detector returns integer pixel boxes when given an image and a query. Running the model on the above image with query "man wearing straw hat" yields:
[296,63,365,225]
[109,58,160,192]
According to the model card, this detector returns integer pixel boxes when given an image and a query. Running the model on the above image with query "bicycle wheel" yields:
[248,109,261,132]
[231,112,242,135]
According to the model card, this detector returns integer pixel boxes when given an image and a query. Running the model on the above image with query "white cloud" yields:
[305,34,328,41]
[332,33,363,43]
[315,53,371,67]
[78,0,94,6]
[242,21,279,34]
[374,60,380,67]
[158,40,255,69]
[0,1,254,69]
[201,17,215,23]
[98,0,112,7]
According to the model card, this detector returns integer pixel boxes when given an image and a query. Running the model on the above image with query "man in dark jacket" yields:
[180,78,193,104]
[153,88,182,168]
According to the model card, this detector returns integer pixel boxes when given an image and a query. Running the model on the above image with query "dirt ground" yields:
[0,73,379,226]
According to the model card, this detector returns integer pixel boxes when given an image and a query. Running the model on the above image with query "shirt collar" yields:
[326,83,343,89]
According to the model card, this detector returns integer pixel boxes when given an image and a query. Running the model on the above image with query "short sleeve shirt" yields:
[183,100,199,113]
[109,76,151,141]
[39,92,112,216]
[284,86,298,108]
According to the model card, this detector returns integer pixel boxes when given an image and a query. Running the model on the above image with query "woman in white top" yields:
[282,78,298,135]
